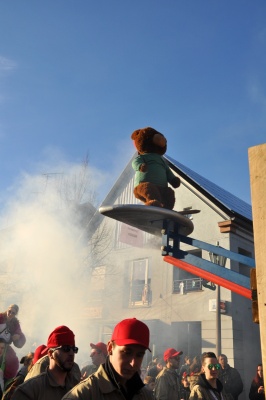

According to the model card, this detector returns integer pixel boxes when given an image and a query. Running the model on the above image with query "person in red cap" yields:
[81,342,107,379]
[25,337,81,385]
[12,325,81,400]
[32,345,48,365]
[62,318,154,400]
[154,347,183,400]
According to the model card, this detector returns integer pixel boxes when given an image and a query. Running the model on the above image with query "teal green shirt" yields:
[132,153,176,187]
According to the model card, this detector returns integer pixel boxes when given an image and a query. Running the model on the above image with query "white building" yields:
[86,154,260,399]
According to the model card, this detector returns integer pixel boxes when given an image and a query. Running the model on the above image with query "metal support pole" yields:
[216,284,221,357]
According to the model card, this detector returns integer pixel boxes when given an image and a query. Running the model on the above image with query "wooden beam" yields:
[249,143,266,381]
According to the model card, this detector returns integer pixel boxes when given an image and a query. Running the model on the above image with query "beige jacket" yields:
[62,364,154,400]
[189,374,233,400]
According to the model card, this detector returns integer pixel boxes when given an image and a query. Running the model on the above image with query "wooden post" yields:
[248,143,266,383]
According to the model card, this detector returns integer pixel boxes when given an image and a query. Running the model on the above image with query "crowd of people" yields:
[0,304,264,400]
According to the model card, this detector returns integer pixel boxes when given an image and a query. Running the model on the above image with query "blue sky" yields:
[0,1,265,207]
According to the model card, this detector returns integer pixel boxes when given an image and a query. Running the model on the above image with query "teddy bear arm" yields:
[165,165,180,188]
[132,156,145,171]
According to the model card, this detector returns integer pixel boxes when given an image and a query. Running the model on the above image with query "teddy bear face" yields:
[131,127,167,155]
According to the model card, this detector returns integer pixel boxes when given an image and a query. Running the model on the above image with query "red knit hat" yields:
[42,325,75,353]
[163,348,183,361]
[111,318,150,351]
[90,342,108,356]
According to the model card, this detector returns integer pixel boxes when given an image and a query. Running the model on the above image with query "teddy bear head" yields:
[131,127,167,155]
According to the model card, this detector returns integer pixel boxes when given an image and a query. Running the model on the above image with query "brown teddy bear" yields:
[131,127,180,209]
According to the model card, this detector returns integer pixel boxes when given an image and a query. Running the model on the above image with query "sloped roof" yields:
[165,155,252,222]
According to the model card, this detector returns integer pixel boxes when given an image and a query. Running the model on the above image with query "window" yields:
[90,266,106,300]
[129,259,151,306]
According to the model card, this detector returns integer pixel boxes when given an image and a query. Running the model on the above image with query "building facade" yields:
[86,154,260,399]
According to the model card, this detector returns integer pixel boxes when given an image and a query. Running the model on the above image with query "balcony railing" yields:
[173,278,202,293]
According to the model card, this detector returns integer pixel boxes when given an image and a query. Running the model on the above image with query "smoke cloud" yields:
[0,156,108,367]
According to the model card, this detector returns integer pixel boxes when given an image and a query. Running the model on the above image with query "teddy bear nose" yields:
[153,134,166,147]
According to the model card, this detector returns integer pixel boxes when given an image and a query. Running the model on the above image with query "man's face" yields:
[218,355,227,369]
[108,342,146,383]
[50,346,75,372]
[0,342,5,356]
[90,349,102,367]
[168,356,181,370]
[7,307,17,320]
[203,357,220,382]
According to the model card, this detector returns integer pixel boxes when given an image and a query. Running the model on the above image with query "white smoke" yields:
[0,157,108,367]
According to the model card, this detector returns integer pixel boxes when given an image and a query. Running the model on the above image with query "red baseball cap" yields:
[33,344,48,364]
[90,342,108,356]
[164,348,183,361]
[111,318,151,351]
[42,325,75,353]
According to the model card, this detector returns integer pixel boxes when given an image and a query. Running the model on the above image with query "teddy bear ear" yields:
[131,129,141,140]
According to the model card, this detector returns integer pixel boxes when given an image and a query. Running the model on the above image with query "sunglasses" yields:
[53,345,78,354]
[8,310,16,315]
[207,364,220,370]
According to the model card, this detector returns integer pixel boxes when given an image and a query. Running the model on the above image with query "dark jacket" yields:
[218,365,243,400]
[249,377,265,400]
[154,367,180,400]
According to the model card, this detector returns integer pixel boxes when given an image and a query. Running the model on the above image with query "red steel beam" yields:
[164,255,251,299]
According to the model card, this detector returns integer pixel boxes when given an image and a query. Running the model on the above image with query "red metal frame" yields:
[164,255,251,299]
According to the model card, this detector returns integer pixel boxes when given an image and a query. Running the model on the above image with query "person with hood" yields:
[62,318,153,400]
[0,305,26,382]
[189,352,232,400]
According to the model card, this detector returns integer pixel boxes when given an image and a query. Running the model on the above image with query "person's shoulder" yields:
[81,364,96,376]
[62,375,100,400]
[25,356,48,380]
[16,372,47,388]
[156,367,166,379]
[139,386,154,400]
[228,365,241,375]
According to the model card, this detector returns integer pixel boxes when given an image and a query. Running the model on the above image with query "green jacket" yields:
[25,355,81,386]
[12,369,76,400]
[154,367,180,400]
[62,364,153,400]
